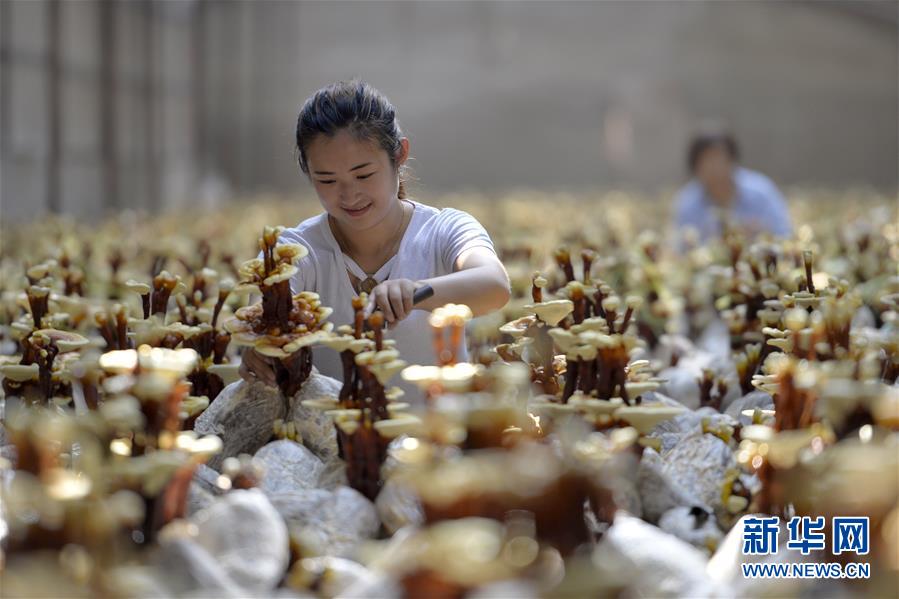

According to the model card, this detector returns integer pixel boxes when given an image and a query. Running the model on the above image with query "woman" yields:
[239,80,511,401]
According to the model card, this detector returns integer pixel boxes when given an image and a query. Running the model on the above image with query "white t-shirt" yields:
[268,199,497,403]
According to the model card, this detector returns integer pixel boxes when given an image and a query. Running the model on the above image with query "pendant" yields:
[360,276,379,294]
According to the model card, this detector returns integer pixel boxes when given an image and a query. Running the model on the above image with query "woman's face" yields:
[305,129,408,232]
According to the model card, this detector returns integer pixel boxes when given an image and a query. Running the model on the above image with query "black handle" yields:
[412,283,435,305]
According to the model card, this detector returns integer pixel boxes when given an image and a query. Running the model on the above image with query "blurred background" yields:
[1,0,897,224]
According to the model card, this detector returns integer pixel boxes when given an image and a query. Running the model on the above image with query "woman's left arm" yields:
[415,246,511,316]
[365,247,510,323]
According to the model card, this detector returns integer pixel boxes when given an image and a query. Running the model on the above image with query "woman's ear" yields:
[395,137,410,167]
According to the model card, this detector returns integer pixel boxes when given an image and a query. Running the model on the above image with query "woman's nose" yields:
[336,179,353,199]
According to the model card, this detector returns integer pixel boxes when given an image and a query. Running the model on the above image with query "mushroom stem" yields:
[26,287,50,329]
[571,287,586,325]
[212,332,230,364]
[620,306,635,333]
[531,272,544,304]
[562,358,578,402]
[593,288,607,319]
[581,249,595,285]
[150,271,179,317]
[352,296,366,339]
[339,350,356,407]
[369,312,385,351]
[114,304,129,349]
[274,346,313,400]
[140,293,151,319]
[211,289,229,329]
[259,279,292,330]
[803,250,815,294]
[432,324,447,366]
[554,248,575,283]
[448,321,464,365]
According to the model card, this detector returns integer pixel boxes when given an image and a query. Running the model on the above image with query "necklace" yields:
[330,200,410,295]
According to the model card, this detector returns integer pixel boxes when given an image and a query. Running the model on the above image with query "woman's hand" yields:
[364,278,422,326]
[239,347,278,386]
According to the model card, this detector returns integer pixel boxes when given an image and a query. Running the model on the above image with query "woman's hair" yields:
[296,79,409,199]
[686,129,740,174]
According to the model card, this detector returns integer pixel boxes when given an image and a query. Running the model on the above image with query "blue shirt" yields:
[673,167,792,248]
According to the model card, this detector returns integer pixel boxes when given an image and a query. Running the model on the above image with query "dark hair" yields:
[686,129,740,174]
[296,80,409,199]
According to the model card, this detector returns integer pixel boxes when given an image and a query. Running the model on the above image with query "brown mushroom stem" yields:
[176,295,190,324]
[211,289,229,329]
[698,369,723,411]
[339,416,390,501]
[554,248,575,283]
[561,360,578,402]
[803,250,815,294]
[448,322,464,365]
[605,307,618,334]
[571,288,586,325]
[593,288,607,319]
[773,366,817,431]
[140,293,151,319]
[158,461,201,529]
[347,296,364,339]
[260,279,293,330]
[150,272,179,316]
[212,332,230,364]
[581,249,595,285]
[432,324,447,366]
[35,345,59,403]
[274,347,314,399]
[531,275,543,304]
[115,305,129,349]
[620,305,635,332]
[369,312,385,351]
[64,269,85,296]
[26,288,50,330]
[338,350,357,407]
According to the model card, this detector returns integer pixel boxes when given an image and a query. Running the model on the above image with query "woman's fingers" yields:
[241,348,277,386]
[374,287,395,322]
[364,280,418,324]
[388,285,406,321]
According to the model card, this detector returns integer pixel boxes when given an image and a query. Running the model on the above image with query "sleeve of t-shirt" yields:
[436,208,498,272]
[254,227,315,294]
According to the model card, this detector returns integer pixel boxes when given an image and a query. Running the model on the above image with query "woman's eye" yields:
[318,180,336,185]
[356,173,375,180]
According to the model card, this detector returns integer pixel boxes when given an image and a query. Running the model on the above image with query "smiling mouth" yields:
[342,203,372,216]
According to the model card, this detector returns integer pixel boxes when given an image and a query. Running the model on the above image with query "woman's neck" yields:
[331,198,409,264]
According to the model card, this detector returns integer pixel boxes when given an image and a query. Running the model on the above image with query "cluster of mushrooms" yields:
[1,192,898,597]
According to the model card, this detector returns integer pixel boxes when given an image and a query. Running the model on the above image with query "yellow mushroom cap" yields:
[32,329,90,353]
[523,299,573,326]
[0,363,40,382]
[373,413,423,438]
[613,405,685,434]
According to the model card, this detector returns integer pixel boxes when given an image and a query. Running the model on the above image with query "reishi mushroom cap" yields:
[523,299,574,326]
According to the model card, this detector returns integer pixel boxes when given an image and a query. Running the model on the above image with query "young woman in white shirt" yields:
[239,80,511,400]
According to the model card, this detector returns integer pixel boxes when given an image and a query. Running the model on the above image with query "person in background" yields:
[672,129,792,250]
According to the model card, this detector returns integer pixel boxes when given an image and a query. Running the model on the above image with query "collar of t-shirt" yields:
[321,200,420,289]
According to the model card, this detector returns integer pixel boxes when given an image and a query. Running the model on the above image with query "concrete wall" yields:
[2,1,896,223]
